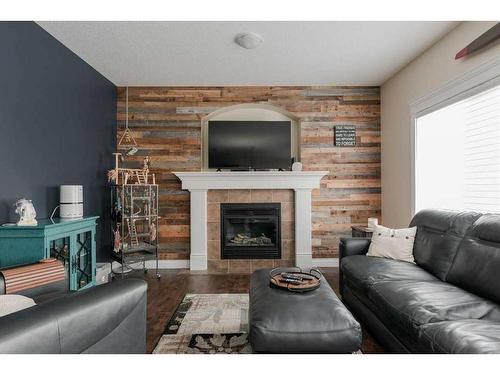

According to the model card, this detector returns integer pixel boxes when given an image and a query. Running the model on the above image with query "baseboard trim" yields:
[111,258,337,270]
[147,260,190,269]
[111,260,190,270]
[311,258,339,267]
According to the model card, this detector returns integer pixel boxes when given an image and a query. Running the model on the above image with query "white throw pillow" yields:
[0,295,36,317]
[366,224,417,263]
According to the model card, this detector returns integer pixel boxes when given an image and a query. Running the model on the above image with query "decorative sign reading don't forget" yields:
[334,125,356,147]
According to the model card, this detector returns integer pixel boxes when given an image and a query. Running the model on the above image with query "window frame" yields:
[409,56,500,216]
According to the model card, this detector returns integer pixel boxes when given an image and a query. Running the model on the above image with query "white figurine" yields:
[15,198,38,226]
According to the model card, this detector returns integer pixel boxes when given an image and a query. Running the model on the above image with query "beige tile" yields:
[250,189,273,202]
[228,189,251,202]
[227,260,252,274]
[207,240,220,260]
[208,260,228,273]
[207,222,220,241]
[282,221,295,240]
[207,203,220,223]
[272,190,294,202]
[208,190,228,203]
[251,259,275,272]
[281,202,295,221]
[281,240,295,260]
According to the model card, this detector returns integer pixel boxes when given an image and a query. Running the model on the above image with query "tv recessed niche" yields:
[208,121,292,170]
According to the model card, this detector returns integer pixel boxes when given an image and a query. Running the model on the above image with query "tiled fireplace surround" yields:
[174,171,328,272]
[207,189,295,273]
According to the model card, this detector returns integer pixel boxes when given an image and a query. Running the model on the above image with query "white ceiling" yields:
[37,21,458,86]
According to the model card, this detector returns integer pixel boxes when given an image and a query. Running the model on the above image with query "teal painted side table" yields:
[0,216,98,291]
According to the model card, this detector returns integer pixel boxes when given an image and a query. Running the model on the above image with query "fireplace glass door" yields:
[221,203,281,259]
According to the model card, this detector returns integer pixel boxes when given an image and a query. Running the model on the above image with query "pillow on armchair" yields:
[0,295,36,317]
[366,224,417,263]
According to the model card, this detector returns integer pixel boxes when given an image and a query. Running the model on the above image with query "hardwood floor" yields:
[121,267,384,354]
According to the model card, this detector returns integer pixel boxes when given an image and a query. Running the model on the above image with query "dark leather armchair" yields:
[0,278,147,354]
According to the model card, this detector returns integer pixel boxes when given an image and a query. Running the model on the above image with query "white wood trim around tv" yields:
[200,103,301,171]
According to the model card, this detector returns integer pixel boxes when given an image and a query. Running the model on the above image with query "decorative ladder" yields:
[135,171,147,184]
[127,219,139,247]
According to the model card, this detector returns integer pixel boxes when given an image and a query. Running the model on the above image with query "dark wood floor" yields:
[122,267,384,354]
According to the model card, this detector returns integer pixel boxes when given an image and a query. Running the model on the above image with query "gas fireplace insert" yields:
[220,203,281,259]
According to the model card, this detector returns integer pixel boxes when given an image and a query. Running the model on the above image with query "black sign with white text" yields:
[334,125,356,147]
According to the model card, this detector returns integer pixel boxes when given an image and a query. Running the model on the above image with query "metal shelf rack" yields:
[110,184,160,278]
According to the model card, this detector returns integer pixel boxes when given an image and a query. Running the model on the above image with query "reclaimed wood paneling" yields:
[116,86,381,260]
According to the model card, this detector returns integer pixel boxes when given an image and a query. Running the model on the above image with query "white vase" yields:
[291,162,303,171]
[367,217,378,229]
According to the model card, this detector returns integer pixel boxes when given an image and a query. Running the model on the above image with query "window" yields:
[415,84,500,213]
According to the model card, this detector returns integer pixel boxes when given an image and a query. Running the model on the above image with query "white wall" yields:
[381,21,500,227]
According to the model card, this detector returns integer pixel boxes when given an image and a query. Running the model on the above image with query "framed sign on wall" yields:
[334,125,356,147]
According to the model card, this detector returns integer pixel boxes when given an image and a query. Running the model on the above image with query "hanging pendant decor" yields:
[118,86,138,148]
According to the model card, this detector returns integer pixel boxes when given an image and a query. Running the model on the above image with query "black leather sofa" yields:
[340,209,500,354]
[0,278,147,353]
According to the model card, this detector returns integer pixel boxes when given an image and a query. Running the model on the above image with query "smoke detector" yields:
[234,32,263,49]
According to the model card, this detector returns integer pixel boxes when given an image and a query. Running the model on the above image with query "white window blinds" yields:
[415,84,500,214]
[463,86,500,212]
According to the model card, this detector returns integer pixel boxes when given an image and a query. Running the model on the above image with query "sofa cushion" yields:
[447,214,500,304]
[418,320,500,354]
[409,209,481,281]
[0,295,36,317]
[368,280,500,337]
[341,255,437,295]
[366,225,416,263]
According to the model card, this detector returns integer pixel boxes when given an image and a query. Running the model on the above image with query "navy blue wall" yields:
[0,22,116,260]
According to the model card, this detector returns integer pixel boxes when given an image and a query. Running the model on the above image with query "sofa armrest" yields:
[0,278,147,354]
[339,237,372,259]
[339,237,371,298]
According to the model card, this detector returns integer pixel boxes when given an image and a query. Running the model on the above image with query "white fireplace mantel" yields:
[174,171,328,190]
[173,171,329,270]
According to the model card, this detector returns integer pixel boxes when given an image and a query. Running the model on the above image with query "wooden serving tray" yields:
[269,268,322,293]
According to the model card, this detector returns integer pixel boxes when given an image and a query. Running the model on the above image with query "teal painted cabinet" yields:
[0,216,98,291]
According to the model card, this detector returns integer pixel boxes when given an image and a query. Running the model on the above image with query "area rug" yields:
[153,293,252,354]
[153,293,363,354]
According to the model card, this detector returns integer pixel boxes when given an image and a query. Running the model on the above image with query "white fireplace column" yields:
[174,171,328,271]
[294,188,313,268]
[189,189,208,270]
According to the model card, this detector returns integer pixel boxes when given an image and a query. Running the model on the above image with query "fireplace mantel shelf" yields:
[173,171,329,271]
[173,171,329,191]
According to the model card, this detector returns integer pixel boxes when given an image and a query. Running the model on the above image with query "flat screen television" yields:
[208,121,292,170]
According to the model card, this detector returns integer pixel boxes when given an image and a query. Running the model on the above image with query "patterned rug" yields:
[153,294,252,354]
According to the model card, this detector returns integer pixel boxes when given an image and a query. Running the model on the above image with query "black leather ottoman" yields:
[249,269,362,353]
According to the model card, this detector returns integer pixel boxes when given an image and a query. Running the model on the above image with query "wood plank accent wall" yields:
[116,86,381,260]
